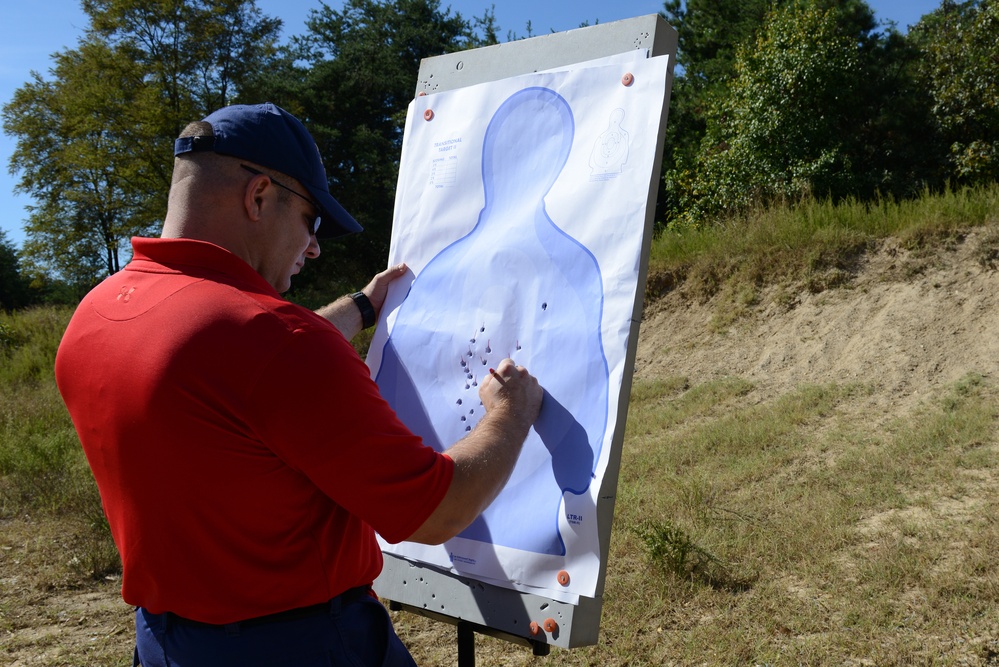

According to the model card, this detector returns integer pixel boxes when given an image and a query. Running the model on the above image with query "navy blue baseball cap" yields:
[173,103,362,238]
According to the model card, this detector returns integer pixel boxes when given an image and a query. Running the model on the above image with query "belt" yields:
[165,586,372,629]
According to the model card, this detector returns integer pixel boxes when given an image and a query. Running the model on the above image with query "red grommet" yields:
[424,109,434,121]
[543,618,558,633]
[529,621,541,636]
[417,91,427,97]
[557,570,570,586]
[622,72,635,86]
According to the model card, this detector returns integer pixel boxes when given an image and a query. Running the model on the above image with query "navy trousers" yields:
[134,590,417,667]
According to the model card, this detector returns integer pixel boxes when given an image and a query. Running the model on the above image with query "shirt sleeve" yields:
[245,325,454,544]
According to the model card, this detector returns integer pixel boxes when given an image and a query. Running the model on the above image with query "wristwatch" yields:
[350,292,377,329]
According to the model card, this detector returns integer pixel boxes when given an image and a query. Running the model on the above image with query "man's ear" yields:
[243,174,271,222]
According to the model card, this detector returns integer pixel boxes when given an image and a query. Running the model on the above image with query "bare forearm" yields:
[315,296,363,339]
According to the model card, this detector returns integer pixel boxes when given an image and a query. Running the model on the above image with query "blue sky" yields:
[1,0,942,249]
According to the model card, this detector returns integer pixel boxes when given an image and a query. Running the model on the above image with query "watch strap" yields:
[350,292,377,329]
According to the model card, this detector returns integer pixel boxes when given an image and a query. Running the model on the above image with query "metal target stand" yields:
[377,14,678,666]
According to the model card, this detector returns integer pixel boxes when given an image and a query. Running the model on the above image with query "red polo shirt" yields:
[55,237,452,624]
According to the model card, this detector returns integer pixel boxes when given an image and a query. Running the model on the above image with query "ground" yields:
[2,228,998,665]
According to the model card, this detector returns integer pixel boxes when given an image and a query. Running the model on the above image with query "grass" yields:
[647,183,999,328]
[1,306,80,515]
[3,185,999,664]
[0,306,120,582]
[395,370,999,665]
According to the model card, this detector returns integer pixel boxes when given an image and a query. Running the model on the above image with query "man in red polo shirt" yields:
[55,103,543,666]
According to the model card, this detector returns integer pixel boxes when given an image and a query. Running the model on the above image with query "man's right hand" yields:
[478,357,543,427]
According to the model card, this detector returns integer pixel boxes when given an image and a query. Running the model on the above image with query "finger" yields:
[495,357,517,374]
[367,264,409,296]
[384,263,407,278]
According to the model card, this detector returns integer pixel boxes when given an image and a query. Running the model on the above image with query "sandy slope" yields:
[636,229,999,419]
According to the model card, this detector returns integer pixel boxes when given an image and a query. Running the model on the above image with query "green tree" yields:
[659,0,821,227]
[663,0,775,86]
[848,25,948,199]
[659,0,776,213]
[670,4,861,225]
[84,0,281,124]
[5,40,159,287]
[3,0,282,289]
[665,0,941,227]
[249,0,490,301]
[0,230,31,311]
[912,0,999,185]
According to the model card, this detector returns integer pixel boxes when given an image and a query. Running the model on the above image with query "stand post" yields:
[457,622,475,667]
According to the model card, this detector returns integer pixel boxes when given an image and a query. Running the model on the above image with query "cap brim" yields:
[307,186,364,239]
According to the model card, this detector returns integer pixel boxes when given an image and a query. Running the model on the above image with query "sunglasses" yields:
[241,165,321,236]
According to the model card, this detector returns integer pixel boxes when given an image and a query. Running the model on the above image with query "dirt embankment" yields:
[636,229,999,418]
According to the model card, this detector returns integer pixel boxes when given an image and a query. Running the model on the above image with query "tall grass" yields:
[648,183,999,308]
[0,306,119,579]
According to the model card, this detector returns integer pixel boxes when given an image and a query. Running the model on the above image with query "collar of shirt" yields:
[128,236,280,298]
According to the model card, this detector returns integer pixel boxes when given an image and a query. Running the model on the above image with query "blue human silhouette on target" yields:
[375,87,609,556]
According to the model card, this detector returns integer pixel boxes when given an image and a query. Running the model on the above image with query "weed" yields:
[0,320,23,351]
[69,503,122,581]
[633,518,723,582]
